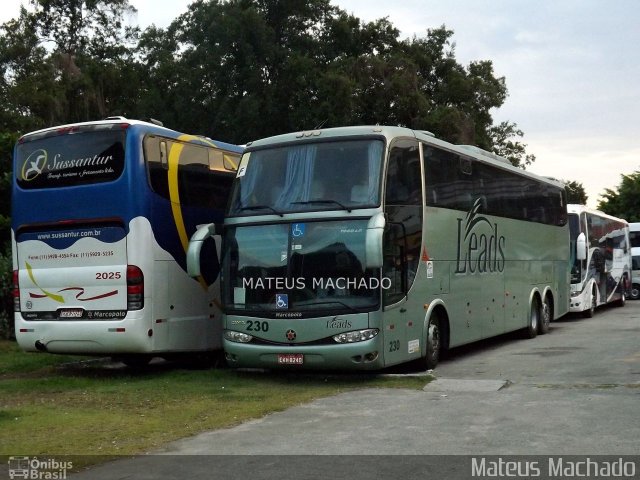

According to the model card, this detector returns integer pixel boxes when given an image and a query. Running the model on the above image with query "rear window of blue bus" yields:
[15,130,126,189]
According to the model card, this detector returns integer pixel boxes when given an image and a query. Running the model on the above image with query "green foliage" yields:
[488,121,535,169]
[0,133,16,339]
[597,171,640,222]
[1,0,528,146]
[563,180,588,205]
[0,245,12,339]
[137,2,512,146]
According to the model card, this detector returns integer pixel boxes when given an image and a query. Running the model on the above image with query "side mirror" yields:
[365,213,385,269]
[187,223,219,277]
[576,232,587,261]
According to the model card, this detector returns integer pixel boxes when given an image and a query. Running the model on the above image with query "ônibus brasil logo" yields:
[455,198,506,274]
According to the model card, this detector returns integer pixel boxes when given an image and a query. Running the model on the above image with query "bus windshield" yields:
[228,139,384,216]
[16,129,126,189]
[222,220,380,315]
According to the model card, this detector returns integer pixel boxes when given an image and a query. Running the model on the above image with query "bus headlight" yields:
[224,330,253,343]
[332,329,379,344]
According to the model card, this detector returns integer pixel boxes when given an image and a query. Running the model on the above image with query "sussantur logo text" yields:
[20,149,114,182]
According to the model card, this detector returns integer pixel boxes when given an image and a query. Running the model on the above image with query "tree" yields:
[0,8,62,131]
[29,0,137,56]
[563,180,588,205]
[488,121,535,169]
[138,2,518,153]
[597,171,640,222]
[0,133,16,339]
[5,0,141,124]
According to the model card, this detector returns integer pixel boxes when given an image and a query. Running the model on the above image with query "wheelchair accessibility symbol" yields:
[276,294,289,309]
[292,223,305,238]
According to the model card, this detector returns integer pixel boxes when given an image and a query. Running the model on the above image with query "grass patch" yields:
[0,340,430,464]
[0,340,90,376]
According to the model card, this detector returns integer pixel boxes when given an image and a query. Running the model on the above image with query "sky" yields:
[2,1,639,207]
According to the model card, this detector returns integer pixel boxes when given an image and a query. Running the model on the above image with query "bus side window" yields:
[144,135,170,199]
[179,142,233,209]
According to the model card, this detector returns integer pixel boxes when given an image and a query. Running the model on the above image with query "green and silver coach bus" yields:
[187,126,570,370]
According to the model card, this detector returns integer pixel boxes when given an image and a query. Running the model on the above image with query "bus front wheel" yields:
[631,284,640,300]
[583,287,596,318]
[524,298,539,339]
[417,313,442,370]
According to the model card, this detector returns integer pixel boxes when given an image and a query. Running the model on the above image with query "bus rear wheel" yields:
[539,295,551,335]
[631,284,640,300]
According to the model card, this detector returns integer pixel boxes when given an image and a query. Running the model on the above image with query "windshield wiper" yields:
[292,199,352,212]
[238,205,283,217]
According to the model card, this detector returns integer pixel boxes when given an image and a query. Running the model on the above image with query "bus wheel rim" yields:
[542,301,551,327]
[428,322,440,361]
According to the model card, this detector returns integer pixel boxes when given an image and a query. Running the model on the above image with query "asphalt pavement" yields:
[70,300,640,479]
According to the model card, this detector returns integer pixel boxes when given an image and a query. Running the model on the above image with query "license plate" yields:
[58,308,84,319]
[277,353,304,365]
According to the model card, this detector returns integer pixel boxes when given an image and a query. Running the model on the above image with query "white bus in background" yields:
[569,205,631,316]
[630,223,640,300]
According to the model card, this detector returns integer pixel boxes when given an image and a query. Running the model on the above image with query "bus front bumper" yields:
[569,288,589,313]
[223,337,385,371]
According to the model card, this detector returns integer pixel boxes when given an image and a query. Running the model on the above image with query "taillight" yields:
[13,270,20,312]
[127,265,144,310]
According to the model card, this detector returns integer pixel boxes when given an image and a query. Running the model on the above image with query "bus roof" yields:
[20,118,173,139]
[244,125,564,189]
[18,118,242,153]
[629,222,640,232]
[567,204,629,225]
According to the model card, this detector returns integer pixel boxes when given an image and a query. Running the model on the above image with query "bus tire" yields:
[616,290,626,307]
[539,295,552,335]
[524,297,539,339]
[583,287,596,318]
[631,284,640,300]
[117,355,152,369]
[419,312,442,370]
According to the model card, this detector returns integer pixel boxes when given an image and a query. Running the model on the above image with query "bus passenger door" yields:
[381,138,423,365]
[382,222,408,365]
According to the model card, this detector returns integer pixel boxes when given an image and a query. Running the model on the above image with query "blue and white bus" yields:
[12,118,242,365]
